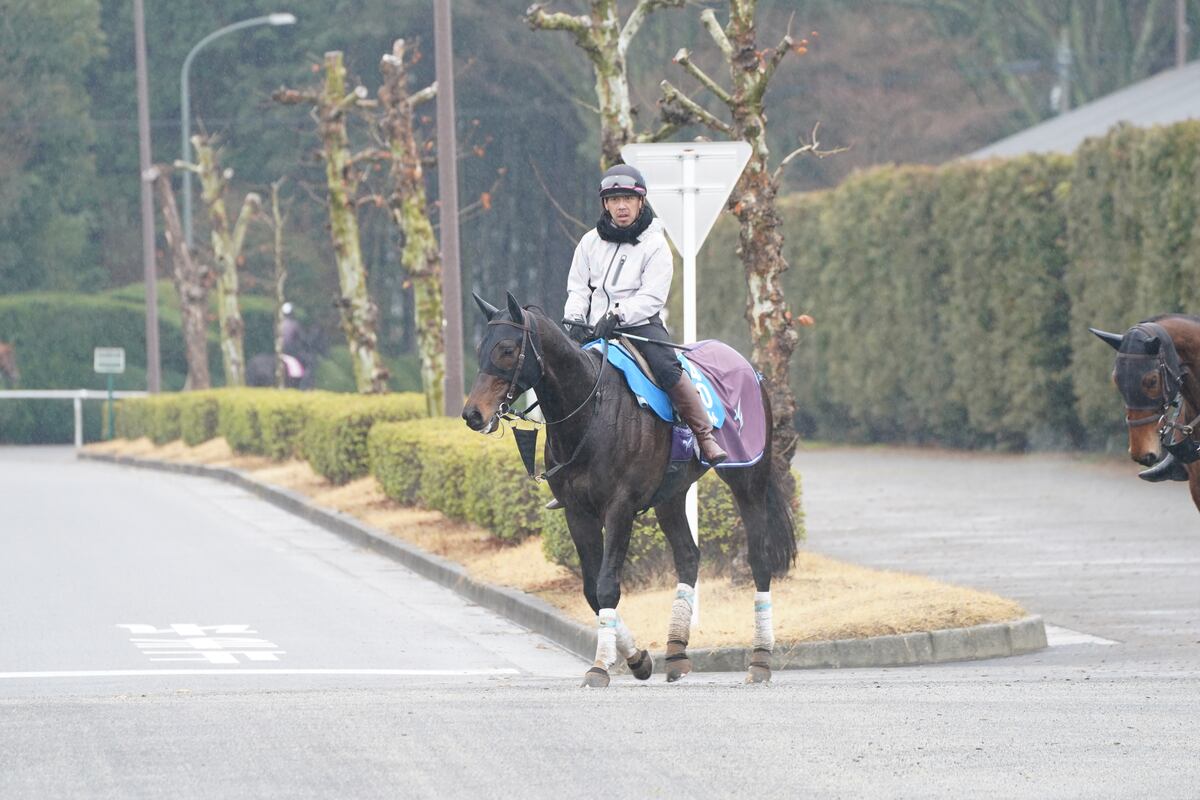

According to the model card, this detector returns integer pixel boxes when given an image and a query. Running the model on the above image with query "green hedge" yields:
[697,120,1200,451]
[0,287,273,444]
[299,393,428,484]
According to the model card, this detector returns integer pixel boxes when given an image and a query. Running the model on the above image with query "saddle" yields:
[583,338,765,468]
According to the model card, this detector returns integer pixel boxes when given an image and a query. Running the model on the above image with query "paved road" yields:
[1,446,1197,799]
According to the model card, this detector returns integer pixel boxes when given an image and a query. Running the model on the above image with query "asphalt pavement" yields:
[0,445,1197,799]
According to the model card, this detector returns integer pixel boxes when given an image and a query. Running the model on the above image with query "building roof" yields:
[966,60,1200,160]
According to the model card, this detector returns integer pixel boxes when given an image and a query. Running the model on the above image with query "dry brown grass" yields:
[86,437,1027,648]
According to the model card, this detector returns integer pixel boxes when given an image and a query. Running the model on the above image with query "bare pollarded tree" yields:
[379,39,443,417]
[659,2,830,498]
[152,165,211,391]
[274,52,389,394]
[177,136,260,388]
[526,0,684,168]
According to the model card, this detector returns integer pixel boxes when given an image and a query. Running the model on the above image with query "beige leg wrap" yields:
[595,608,619,669]
[614,615,639,661]
[667,583,695,646]
[753,591,774,653]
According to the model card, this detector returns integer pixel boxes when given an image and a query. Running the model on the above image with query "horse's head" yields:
[1091,323,1178,466]
[462,292,543,433]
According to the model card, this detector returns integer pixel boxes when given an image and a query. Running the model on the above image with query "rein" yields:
[488,308,609,480]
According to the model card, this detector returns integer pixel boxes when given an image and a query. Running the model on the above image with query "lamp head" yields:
[268,13,296,25]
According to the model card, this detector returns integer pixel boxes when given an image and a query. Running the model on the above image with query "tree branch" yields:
[770,122,849,183]
[407,82,437,108]
[673,48,733,105]
[620,0,684,54]
[659,80,733,134]
[230,193,263,259]
[271,87,319,106]
[525,5,601,58]
[699,8,733,58]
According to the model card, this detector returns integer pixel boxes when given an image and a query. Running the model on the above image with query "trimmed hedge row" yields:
[697,120,1200,451]
[115,389,427,484]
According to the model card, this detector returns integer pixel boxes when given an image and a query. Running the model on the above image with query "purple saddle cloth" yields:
[668,340,766,469]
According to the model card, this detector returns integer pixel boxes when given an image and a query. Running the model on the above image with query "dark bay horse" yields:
[0,342,18,388]
[1091,314,1200,512]
[462,293,796,686]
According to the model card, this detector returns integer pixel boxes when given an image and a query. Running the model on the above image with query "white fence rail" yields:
[0,390,150,448]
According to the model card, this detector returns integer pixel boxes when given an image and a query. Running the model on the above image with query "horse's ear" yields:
[473,292,500,321]
[1088,327,1124,351]
[505,292,523,321]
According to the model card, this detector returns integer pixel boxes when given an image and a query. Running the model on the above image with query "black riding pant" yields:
[621,316,683,389]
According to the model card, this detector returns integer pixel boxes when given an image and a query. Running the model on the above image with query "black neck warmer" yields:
[596,203,653,244]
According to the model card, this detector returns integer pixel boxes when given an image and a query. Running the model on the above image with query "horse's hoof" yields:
[581,667,610,688]
[627,649,653,681]
[664,653,692,683]
[745,664,772,684]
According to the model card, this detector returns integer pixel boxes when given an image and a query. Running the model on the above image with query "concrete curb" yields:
[78,451,1047,671]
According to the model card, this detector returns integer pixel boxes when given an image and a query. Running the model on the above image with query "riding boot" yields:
[667,378,727,466]
[1138,451,1191,482]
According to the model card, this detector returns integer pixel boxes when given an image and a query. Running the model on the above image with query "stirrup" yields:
[544,497,565,510]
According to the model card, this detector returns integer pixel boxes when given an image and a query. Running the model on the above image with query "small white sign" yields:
[620,141,752,258]
[94,347,126,374]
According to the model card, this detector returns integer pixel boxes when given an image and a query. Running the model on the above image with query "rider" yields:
[561,163,728,471]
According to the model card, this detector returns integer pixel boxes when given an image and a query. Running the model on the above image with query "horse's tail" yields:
[759,382,797,577]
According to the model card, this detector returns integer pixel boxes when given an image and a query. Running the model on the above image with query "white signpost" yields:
[94,347,126,440]
[621,141,752,624]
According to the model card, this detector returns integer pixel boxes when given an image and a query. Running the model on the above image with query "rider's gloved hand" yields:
[563,316,591,344]
[593,312,620,342]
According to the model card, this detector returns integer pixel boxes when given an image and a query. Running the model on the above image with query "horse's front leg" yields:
[580,504,651,688]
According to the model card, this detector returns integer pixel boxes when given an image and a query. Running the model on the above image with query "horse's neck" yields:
[532,318,599,434]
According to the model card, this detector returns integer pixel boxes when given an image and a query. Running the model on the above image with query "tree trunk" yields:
[153,167,211,390]
[191,136,259,388]
[658,1,804,501]
[527,0,683,169]
[319,51,389,393]
[380,41,443,417]
[270,180,288,389]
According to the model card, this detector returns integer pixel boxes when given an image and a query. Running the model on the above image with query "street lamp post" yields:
[181,12,296,250]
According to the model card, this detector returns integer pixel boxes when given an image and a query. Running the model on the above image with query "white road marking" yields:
[119,623,286,664]
[1044,624,1120,646]
[0,668,521,680]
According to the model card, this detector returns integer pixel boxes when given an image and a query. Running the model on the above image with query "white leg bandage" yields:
[667,583,695,645]
[753,591,774,652]
[595,608,619,669]
[614,615,639,661]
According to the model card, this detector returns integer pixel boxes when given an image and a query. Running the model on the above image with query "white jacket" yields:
[563,218,673,327]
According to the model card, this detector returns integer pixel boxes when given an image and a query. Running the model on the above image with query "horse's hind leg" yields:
[655,490,700,682]
[725,461,793,685]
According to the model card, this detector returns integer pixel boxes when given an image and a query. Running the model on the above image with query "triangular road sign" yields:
[620,141,751,258]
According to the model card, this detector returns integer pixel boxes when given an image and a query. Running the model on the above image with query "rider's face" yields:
[603,195,643,228]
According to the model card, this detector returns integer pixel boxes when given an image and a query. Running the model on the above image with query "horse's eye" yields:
[489,340,518,369]
[1143,373,1162,397]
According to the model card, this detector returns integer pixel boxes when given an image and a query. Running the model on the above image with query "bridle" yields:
[1116,322,1200,462]
[483,306,609,479]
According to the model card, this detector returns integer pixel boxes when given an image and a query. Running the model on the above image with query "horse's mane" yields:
[1141,313,1200,326]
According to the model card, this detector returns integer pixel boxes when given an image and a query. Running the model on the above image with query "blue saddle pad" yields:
[582,340,725,429]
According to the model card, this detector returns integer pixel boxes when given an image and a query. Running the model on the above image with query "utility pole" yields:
[133,0,161,392]
[1178,0,1189,68]
[1053,27,1072,114]
[434,0,463,416]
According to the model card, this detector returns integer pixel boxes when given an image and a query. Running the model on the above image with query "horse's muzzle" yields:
[462,405,486,431]
[1133,451,1161,468]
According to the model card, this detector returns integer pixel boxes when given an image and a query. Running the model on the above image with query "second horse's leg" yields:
[655,491,699,682]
